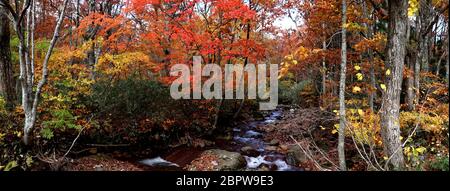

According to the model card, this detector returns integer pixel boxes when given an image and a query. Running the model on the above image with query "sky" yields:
[275,15,298,30]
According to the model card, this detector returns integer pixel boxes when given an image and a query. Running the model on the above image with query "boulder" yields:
[279,144,289,151]
[285,145,308,166]
[187,149,246,171]
[268,139,280,146]
[265,146,278,152]
[240,146,260,157]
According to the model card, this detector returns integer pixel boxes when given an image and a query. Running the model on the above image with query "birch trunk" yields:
[338,0,347,171]
[1,0,70,144]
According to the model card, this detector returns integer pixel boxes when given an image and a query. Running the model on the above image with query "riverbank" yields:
[58,106,346,171]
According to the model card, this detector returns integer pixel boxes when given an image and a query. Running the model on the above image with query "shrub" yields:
[89,77,172,117]
[41,109,82,140]
[0,96,6,117]
[429,156,449,171]
[279,80,314,105]
[87,77,216,145]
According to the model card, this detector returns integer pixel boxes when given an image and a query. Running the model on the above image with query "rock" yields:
[240,146,260,157]
[258,163,278,171]
[279,144,289,151]
[93,164,104,171]
[268,139,280,146]
[264,125,275,132]
[188,149,246,171]
[217,134,233,141]
[241,113,251,120]
[258,165,270,171]
[286,145,308,166]
[263,155,278,162]
[265,146,278,152]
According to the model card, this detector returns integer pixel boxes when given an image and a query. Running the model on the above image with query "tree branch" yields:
[0,0,18,20]
[422,3,449,38]
[367,0,387,17]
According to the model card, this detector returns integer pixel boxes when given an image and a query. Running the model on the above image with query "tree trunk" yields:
[446,47,449,84]
[1,0,70,144]
[406,56,415,111]
[338,0,347,171]
[436,36,448,76]
[405,20,415,111]
[380,0,407,170]
[0,4,16,109]
[419,0,433,73]
[322,23,327,97]
[363,1,375,111]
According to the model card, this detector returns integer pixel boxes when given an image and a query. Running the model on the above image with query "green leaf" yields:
[4,161,18,171]
[26,156,33,167]
[40,128,54,140]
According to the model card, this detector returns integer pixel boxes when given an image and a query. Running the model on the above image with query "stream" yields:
[138,108,300,171]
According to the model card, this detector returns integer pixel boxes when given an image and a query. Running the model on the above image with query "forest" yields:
[0,0,448,171]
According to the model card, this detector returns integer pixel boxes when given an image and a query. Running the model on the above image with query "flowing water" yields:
[139,108,299,171]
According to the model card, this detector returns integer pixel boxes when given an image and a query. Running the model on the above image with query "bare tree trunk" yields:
[406,20,415,111]
[87,0,97,79]
[436,36,448,76]
[322,40,327,95]
[446,47,449,84]
[413,18,421,110]
[435,49,446,76]
[380,0,407,170]
[363,1,375,111]
[406,57,415,111]
[0,4,16,109]
[419,0,433,72]
[338,0,347,171]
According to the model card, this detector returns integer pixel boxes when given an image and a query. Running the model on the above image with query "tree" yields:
[379,0,408,169]
[338,0,347,171]
[0,0,69,145]
[0,3,16,109]
[362,0,375,111]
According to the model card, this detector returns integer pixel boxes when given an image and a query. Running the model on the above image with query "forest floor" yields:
[54,105,367,171]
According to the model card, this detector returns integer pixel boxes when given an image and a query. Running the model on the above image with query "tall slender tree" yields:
[0,0,70,145]
[338,0,347,171]
[0,3,16,109]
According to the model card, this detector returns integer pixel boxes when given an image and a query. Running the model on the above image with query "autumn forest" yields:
[0,0,449,171]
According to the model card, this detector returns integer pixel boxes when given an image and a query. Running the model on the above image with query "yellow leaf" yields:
[352,86,361,93]
[357,109,364,116]
[354,65,361,71]
[334,124,340,129]
[356,73,363,81]
[416,147,426,154]
[383,156,388,160]
[331,129,338,134]
[380,84,386,91]
[386,69,391,76]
